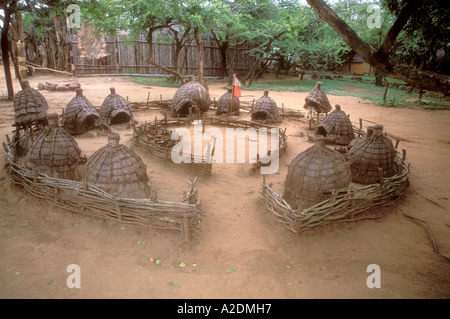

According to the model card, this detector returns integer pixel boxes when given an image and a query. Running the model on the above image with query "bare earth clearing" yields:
[0,72,449,299]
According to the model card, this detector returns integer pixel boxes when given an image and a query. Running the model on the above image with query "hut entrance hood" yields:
[317,104,355,145]
[171,75,211,117]
[251,91,282,123]
[63,88,99,135]
[304,82,332,114]
[100,87,132,125]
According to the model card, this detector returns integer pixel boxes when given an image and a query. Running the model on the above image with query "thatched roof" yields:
[251,90,282,123]
[303,82,332,114]
[86,133,151,199]
[14,80,48,126]
[283,136,351,210]
[25,113,84,180]
[100,87,132,125]
[348,125,398,184]
[216,88,240,115]
[63,89,99,135]
[317,104,355,145]
[171,75,211,116]
[348,126,374,151]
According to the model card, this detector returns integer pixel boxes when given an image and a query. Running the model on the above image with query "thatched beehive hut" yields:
[86,133,151,199]
[282,136,351,210]
[303,82,332,114]
[317,104,355,145]
[13,80,48,126]
[63,89,99,135]
[25,113,84,180]
[251,90,282,123]
[171,75,211,117]
[216,88,240,116]
[99,87,132,125]
[348,125,397,184]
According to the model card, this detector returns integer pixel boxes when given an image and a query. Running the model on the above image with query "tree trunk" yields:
[194,27,207,90]
[1,8,14,100]
[374,68,383,86]
[306,0,450,95]
[146,27,185,84]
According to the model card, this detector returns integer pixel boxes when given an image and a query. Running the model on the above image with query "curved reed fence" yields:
[132,114,288,175]
[260,148,409,234]
[2,129,202,242]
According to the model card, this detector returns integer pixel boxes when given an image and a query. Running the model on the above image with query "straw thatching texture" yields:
[303,82,332,114]
[63,89,99,135]
[216,88,240,115]
[13,80,48,126]
[99,87,132,125]
[348,125,398,184]
[86,133,151,199]
[171,76,211,116]
[251,91,282,123]
[282,138,351,210]
[317,104,355,145]
[348,126,374,151]
[25,114,84,180]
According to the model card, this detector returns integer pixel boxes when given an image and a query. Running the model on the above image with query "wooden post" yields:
[330,190,338,204]
[282,103,285,116]
[402,149,407,161]
[202,113,206,133]
[146,91,150,109]
[115,200,123,222]
[395,139,400,149]
[83,166,88,191]
[32,169,39,183]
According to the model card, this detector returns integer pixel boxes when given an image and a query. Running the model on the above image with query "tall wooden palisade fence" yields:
[69,34,257,76]
[2,127,202,242]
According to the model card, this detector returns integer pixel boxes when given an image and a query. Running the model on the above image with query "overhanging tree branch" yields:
[306,0,449,95]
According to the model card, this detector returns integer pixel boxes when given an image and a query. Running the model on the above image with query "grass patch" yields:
[124,73,449,110]
[243,74,450,110]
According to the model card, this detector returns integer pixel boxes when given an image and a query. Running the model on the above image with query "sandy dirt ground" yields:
[0,71,449,299]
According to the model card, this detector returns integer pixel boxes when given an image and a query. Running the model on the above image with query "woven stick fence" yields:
[2,131,202,242]
[132,111,288,175]
[260,141,409,234]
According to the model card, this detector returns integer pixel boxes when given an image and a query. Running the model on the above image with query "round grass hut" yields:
[251,90,282,123]
[13,80,48,126]
[86,132,151,199]
[303,82,332,114]
[63,89,99,135]
[282,136,351,210]
[25,113,84,180]
[100,87,133,125]
[348,125,398,184]
[216,87,240,116]
[171,75,211,117]
[317,104,355,145]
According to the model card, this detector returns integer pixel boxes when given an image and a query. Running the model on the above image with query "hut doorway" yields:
[85,114,98,130]
[252,111,269,121]
[110,112,131,125]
